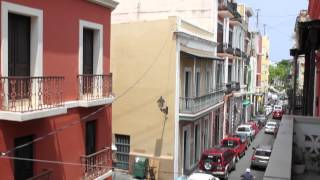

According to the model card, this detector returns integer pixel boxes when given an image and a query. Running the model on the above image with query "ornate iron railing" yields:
[180,90,224,114]
[225,82,233,94]
[26,169,52,180]
[231,81,240,91]
[219,0,237,13]
[0,76,64,112]
[226,44,234,54]
[235,48,241,57]
[81,148,112,180]
[78,74,112,101]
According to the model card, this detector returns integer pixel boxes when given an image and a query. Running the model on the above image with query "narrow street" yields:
[229,118,276,180]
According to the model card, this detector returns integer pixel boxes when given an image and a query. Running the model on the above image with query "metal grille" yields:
[115,134,130,170]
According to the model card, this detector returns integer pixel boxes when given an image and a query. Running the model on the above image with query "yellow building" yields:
[261,36,270,92]
[111,17,225,179]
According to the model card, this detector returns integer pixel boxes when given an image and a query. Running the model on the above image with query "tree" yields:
[269,59,292,90]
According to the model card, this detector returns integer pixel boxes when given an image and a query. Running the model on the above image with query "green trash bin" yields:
[133,156,149,179]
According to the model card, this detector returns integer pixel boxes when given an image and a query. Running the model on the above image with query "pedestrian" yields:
[241,168,255,180]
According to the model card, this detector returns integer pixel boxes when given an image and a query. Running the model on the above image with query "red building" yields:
[0,0,118,179]
[290,0,320,116]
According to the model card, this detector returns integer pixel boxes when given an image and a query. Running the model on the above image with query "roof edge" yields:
[87,0,119,10]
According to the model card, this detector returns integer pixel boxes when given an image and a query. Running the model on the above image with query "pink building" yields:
[0,0,117,179]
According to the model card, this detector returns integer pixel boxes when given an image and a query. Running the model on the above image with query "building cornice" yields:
[87,0,118,10]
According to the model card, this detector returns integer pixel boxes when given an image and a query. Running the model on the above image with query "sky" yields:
[238,0,308,62]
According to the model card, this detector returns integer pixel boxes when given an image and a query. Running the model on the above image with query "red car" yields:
[272,110,283,120]
[247,121,260,136]
[220,137,246,161]
[199,147,236,179]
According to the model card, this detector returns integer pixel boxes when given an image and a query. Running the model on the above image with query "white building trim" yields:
[87,0,119,10]
[79,20,103,75]
[1,1,43,77]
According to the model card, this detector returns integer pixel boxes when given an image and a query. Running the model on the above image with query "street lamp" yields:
[157,96,168,115]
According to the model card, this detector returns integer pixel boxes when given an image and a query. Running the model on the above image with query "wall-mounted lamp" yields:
[157,96,168,115]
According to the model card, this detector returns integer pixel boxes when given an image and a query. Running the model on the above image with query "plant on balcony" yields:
[293,144,305,174]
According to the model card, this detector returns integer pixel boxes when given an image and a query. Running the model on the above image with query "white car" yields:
[265,121,277,134]
[187,172,220,180]
[235,124,255,141]
[273,105,282,112]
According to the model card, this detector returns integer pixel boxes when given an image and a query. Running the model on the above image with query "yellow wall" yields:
[111,18,177,160]
[261,36,270,91]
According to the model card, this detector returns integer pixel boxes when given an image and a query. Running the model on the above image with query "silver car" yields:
[251,145,272,169]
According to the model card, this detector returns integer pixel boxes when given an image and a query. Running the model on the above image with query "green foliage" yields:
[269,59,292,88]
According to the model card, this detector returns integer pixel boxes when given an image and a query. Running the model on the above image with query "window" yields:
[85,120,96,155]
[1,2,43,77]
[194,123,200,162]
[205,70,211,93]
[216,64,222,89]
[79,20,103,75]
[195,71,200,97]
[185,71,191,97]
[228,64,232,83]
[115,134,130,170]
[14,135,34,180]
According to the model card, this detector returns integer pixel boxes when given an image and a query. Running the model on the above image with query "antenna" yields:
[263,24,267,35]
[256,8,261,31]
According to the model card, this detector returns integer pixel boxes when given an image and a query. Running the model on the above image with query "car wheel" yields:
[224,170,229,180]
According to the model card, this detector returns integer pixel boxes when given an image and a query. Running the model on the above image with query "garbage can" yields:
[133,156,148,179]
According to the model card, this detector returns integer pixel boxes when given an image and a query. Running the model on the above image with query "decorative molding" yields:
[87,0,118,10]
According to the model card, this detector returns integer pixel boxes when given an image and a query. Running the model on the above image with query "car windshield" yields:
[221,140,238,147]
[237,127,249,132]
[274,106,282,110]
[266,123,276,127]
[255,150,271,157]
[203,154,222,163]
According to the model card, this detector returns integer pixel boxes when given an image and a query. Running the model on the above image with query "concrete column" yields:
[212,61,216,90]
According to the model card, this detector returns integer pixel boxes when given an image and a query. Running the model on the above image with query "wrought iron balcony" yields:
[27,170,52,180]
[231,81,240,91]
[81,148,112,180]
[217,42,223,53]
[179,90,224,114]
[218,0,237,14]
[226,44,234,54]
[235,48,241,57]
[0,76,64,112]
[225,82,233,94]
[78,74,113,101]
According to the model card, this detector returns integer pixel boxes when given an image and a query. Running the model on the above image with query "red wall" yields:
[0,0,113,179]
[0,0,112,100]
[308,0,320,20]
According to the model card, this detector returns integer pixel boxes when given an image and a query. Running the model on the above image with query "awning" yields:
[181,45,224,61]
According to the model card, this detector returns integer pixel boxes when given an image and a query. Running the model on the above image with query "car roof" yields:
[266,121,277,124]
[238,124,251,127]
[222,137,240,141]
[202,147,230,154]
[256,145,272,151]
[188,173,215,180]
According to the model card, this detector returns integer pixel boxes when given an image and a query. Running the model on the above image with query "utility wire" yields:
[1,24,175,157]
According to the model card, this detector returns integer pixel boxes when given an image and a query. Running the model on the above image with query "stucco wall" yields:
[111,18,177,172]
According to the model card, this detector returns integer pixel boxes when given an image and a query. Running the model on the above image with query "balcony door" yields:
[82,28,94,94]
[86,120,96,155]
[8,13,31,99]
[184,70,191,109]
[14,135,34,180]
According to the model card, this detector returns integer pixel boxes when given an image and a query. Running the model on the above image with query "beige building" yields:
[261,36,270,92]
[111,17,224,179]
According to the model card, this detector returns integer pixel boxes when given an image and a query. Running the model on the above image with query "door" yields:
[83,28,94,94]
[8,13,31,99]
[183,129,190,171]
[185,71,191,109]
[14,135,34,180]
[215,114,220,145]
[86,120,96,155]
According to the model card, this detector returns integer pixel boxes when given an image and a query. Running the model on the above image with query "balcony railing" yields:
[218,0,237,14]
[81,148,112,180]
[0,76,64,112]
[235,48,241,57]
[179,90,224,114]
[27,170,52,180]
[78,74,112,101]
[231,81,240,91]
[226,44,233,54]
[217,42,223,53]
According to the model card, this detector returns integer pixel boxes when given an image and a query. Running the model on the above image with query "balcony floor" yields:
[293,171,320,180]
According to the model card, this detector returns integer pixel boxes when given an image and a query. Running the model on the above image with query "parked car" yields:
[247,121,260,136]
[232,134,250,147]
[220,137,246,161]
[265,106,273,115]
[235,124,255,141]
[187,172,220,180]
[199,147,236,179]
[264,121,278,134]
[254,114,268,126]
[251,145,272,169]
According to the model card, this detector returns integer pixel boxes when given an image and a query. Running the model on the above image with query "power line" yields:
[1,24,175,156]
